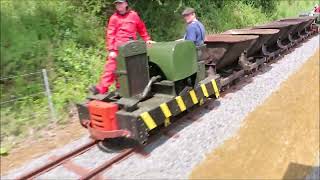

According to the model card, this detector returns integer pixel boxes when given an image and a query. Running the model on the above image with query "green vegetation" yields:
[1,0,105,150]
[276,0,318,18]
[0,147,8,156]
[0,0,317,151]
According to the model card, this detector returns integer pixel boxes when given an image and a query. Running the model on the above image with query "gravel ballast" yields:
[306,158,320,180]
[2,35,319,179]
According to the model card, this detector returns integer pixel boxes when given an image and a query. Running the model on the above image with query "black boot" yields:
[88,86,99,95]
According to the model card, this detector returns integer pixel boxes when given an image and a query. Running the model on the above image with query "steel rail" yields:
[16,140,97,180]
[80,148,135,180]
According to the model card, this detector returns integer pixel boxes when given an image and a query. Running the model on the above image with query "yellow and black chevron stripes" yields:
[139,79,220,130]
[211,79,220,98]
[201,84,209,97]
[140,112,157,130]
[189,90,199,104]
[160,103,172,118]
[175,96,187,112]
[160,103,172,127]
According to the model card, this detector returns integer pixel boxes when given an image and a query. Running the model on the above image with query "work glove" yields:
[108,51,117,58]
[146,40,156,44]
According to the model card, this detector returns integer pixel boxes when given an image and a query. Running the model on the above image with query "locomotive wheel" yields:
[251,68,257,74]
[97,137,138,153]
[97,141,116,153]
[232,78,241,85]
[221,84,230,91]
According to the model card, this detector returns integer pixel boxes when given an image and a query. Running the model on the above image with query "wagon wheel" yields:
[97,137,138,153]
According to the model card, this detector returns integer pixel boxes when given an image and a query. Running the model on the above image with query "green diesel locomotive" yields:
[78,40,220,145]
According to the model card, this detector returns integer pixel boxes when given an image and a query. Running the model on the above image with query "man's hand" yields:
[146,40,156,44]
[108,51,117,58]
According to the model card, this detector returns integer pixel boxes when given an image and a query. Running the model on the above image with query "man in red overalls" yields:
[314,4,320,13]
[91,0,154,94]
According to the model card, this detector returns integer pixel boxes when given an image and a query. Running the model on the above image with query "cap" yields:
[182,7,195,16]
[113,0,127,4]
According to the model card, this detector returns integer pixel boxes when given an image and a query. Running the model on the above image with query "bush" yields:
[0,0,105,148]
[274,0,318,18]
[195,1,269,33]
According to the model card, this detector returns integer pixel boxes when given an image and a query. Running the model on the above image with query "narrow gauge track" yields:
[14,30,318,180]
[79,148,135,180]
[15,104,215,180]
[16,140,97,180]
[16,136,156,179]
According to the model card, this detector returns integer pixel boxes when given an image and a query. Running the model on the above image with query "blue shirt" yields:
[184,19,206,46]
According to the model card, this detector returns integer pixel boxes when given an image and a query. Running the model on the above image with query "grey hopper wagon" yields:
[277,18,310,37]
[252,22,294,47]
[204,34,259,70]
[272,20,305,43]
[299,16,318,30]
[222,29,280,57]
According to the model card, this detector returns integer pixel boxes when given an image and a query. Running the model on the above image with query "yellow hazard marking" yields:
[201,84,209,97]
[140,112,157,130]
[175,96,187,112]
[211,79,220,98]
[160,103,172,118]
[164,118,171,127]
[189,90,199,104]
[199,98,205,106]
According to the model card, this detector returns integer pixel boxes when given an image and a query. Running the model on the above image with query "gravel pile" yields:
[2,35,319,179]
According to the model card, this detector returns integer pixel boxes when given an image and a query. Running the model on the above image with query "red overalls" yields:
[96,10,151,94]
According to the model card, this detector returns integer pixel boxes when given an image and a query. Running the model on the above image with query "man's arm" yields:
[136,14,151,42]
[106,15,117,52]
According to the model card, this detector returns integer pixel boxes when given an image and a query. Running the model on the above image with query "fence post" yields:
[42,69,57,122]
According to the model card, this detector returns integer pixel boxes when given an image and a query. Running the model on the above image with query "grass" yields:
[275,0,319,18]
[0,0,105,153]
[203,1,270,33]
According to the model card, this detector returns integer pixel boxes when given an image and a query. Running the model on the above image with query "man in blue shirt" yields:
[182,8,206,46]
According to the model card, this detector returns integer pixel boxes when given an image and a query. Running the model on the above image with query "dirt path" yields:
[0,120,86,175]
[190,49,320,179]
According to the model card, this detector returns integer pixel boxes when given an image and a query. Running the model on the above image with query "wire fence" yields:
[1,67,99,142]
[0,69,57,124]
